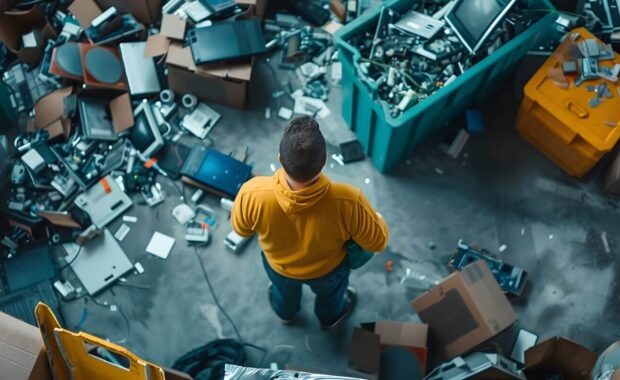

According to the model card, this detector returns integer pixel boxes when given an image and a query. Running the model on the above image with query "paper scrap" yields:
[123,215,138,223]
[278,107,293,120]
[146,232,176,259]
[114,224,130,241]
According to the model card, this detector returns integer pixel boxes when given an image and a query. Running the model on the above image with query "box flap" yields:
[196,60,252,81]
[144,34,170,57]
[34,87,73,129]
[160,13,186,40]
[349,328,380,375]
[110,93,134,133]
[166,42,196,71]
[524,337,597,380]
[0,312,51,380]
[0,6,45,51]
[68,0,102,27]
[374,321,428,348]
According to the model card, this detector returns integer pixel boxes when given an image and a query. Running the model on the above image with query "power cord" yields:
[58,244,83,272]
[87,295,131,345]
[192,246,243,343]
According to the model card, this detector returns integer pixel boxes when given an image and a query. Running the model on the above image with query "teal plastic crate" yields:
[334,0,557,172]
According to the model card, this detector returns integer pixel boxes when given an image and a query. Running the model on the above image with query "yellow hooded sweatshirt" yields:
[231,169,389,280]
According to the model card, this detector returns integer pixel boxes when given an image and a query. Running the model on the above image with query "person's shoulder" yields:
[238,176,274,198]
[328,181,361,201]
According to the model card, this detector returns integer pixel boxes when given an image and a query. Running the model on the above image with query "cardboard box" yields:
[524,337,597,380]
[0,312,52,380]
[411,260,517,360]
[149,38,253,109]
[33,87,74,140]
[77,90,134,134]
[95,0,162,25]
[349,321,428,379]
[0,7,56,64]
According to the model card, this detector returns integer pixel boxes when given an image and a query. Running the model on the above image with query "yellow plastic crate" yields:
[516,27,620,177]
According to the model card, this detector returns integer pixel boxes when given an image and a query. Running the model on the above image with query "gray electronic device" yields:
[119,42,162,97]
[130,102,164,158]
[181,102,220,139]
[74,175,133,228]
[395,11,445,39]
[63,229,134,295]
[224,230,251,252]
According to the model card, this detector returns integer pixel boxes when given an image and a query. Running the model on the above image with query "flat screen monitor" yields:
[188,19,266,64]
[445,0,517,54]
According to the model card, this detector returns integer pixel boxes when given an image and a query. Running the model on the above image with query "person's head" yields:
[279,116,327,183]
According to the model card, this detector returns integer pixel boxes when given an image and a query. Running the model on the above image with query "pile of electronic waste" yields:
[347,0,548,118]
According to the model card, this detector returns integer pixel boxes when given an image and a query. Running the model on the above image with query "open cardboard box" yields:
[145,14,254,109]
[0,6,56,64]
[411,259,517,361]
[349,320,428,379]
[33,87,74,140]
[77,89,134,135]
[523,337,597,380]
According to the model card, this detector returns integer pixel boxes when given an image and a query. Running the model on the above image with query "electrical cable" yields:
[58,244,83,272]
[192,246,243,343]
[87,295,131,344]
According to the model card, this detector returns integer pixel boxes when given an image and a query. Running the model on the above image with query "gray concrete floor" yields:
[58,53,620,376]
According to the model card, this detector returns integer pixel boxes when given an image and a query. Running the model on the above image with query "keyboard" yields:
[0,282,63,326]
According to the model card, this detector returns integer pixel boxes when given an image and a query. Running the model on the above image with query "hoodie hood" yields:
[274,169,331,214]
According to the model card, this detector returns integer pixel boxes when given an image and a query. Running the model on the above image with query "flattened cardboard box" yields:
[349,321,428,379]
[411,260,517,360]
[524,337,597,380]
[0,312,52,380]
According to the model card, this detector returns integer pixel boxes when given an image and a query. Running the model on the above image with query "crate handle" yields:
[566,101,588,119]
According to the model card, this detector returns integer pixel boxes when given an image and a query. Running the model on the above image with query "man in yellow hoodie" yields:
[232,116,389,328]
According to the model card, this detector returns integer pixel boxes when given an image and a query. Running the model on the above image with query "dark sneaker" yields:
[268,283,294,324]
[321,287,357,329]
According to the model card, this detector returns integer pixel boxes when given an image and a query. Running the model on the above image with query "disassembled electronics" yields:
[181,102,221,139]
[74,175,133,228]
[448,240,528,297]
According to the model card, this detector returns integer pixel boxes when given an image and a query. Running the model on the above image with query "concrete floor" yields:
[57,53,620,376]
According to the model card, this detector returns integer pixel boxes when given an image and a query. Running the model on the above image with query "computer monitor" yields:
[130,102,163,158]
[445,0,517,54]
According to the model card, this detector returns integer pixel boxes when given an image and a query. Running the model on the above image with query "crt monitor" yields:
[445,0,517,54]
[130,102,163,158]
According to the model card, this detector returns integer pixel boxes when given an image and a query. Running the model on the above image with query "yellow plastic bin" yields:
[516,27,620,177]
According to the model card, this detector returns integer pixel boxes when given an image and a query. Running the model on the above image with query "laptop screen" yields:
[194,150,252,197]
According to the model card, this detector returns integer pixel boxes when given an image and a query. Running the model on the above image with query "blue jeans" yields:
[262,253,350,325]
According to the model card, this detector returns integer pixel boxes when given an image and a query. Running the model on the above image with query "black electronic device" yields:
[448,240,528,297]
[188,19,267,64]
[340,140,365,163]
[446,0,517,54]
[180,145,252,198]
[199,0,237,15]
[4,244,57,293]
[155,143,191,179]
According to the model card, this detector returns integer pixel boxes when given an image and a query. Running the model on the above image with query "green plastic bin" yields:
[334,0,557,172]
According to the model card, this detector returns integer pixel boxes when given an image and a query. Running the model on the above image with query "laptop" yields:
[0,244,63,326]
[188,19,266,64]
[180,145,252,199]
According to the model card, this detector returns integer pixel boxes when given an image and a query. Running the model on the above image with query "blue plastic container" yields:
[334,0,557,172]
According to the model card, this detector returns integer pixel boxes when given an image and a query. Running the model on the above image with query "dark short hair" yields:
[279,116,326,182]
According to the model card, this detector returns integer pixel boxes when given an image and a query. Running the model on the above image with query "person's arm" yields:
[231,191,255,237]
[349,192,389,252]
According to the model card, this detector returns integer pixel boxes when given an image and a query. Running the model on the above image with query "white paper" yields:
[146,232,176,259]
[114,224,130,241]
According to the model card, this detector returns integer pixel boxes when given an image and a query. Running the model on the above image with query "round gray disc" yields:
[84,48,122,84]
[56,43,83,77]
